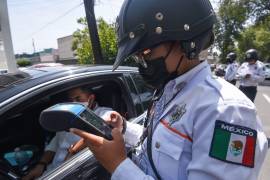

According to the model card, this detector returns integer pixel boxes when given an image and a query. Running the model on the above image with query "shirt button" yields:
[155,142,161,149]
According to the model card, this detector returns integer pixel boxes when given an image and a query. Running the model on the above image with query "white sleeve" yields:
[111,158,155,180]
[224,65,231,80]
[236,64,246,79]
[251,65,265,83]
[98,110,114,120]
[225,65,236,81]
[188,104,268,180]
[124,121,144,146]
[45,133,59,152]
[93,107,114,119]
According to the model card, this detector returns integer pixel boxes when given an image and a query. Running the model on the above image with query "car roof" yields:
[0,65,138,103]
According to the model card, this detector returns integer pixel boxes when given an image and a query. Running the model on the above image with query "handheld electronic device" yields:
[39,103,113,140]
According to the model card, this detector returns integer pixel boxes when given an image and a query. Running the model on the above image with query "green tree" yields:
[72,17,117,65]
[246,0,270,24]
[17,58,31,67]
[238,16,270,62]
[215,0,248,63]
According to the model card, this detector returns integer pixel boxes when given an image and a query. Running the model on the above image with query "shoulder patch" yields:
[209,120,257,168]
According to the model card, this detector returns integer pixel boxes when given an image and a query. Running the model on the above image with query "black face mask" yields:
[139,54,183,89]
[139,57,169,89]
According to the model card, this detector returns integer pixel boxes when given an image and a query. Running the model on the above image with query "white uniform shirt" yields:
[225,62,238,81]
[45,105,113,172]
[237,61,265,87]
[112,60,268,180]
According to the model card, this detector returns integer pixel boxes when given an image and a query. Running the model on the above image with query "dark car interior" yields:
[0,75,137,179]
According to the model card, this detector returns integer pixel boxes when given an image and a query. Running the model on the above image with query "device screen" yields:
[79,109,106,130]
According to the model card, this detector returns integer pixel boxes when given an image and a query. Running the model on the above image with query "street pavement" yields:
[255,81,270,180]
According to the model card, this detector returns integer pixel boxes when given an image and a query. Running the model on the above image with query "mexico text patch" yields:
[209,120,257,168]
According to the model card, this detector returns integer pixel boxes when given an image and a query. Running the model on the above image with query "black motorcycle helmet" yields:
[245,49,258,61]
[226,52,237,63]
[113,0,216,70]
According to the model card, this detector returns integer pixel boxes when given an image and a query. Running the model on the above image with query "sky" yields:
[8,0,124,54]
[7,0,217,54]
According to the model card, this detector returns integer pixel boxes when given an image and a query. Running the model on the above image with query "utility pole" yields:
[0,0,17,73]
[32,38,36,54]
[83,0,104,64]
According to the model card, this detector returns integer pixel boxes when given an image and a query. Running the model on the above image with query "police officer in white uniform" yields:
[71,0,268,180]
[237,49,265,102]
[225,52,239,85]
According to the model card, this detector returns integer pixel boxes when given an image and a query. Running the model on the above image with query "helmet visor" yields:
[113,33,145,71]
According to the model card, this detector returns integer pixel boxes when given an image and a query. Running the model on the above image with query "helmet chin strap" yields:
[174,54,184,75]
[159,54,184,91]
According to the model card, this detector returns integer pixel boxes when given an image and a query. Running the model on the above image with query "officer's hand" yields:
[22,164,45,180]
[104,111,124,132]
[70,128,127,173]
[245,74,251,78]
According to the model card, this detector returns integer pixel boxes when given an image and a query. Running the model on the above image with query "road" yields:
[256,81,270,180]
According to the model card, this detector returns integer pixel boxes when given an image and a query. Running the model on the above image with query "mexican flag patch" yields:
[209,120,257,168]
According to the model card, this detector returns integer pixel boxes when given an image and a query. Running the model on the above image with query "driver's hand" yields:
[22,164,45,180]
[70,127,127,173]
[103,111,124,133]
[65,139,86,161]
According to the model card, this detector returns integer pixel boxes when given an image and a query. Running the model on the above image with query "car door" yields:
[0,70,142,179]
[37,72,153,180]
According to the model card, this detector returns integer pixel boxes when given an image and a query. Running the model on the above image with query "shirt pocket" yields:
[152,124,185,179]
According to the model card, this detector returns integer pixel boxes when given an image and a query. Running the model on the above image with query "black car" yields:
[0,65,154,180]
[214,64,227,77]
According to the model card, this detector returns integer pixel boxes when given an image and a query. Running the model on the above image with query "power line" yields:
[27,2,83,38]
[9,0,58,7]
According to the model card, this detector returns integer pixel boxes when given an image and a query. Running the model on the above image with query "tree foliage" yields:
[17,58,31,67]
[215,0,270,62]
[72,17,117,65]
[238,16,270,61]
[246,0,270,24]
[214,0,248,63]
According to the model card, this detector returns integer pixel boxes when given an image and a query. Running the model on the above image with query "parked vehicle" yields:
[214,64,227,77]
[264,63,270,80]
[210,64,216,72]
[31,63,64,68]
[0,69,8,74]
[0,65,154,180]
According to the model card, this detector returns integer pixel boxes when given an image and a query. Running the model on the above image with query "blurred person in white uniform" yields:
[237,49,266,102]
[70,0,268,180]
[225,52,239,85]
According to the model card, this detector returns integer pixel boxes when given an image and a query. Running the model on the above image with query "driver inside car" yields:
[22,86,113,180]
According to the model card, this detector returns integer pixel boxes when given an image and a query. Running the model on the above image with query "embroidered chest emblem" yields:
[169,104,186,125]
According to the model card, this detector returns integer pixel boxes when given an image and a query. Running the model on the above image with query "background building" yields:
[57,35,77,64]
[40,48,59,63]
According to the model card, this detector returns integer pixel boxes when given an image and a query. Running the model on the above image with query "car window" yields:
[130,73,154,111]
[123,74,144,115]
[0,72,136,178]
